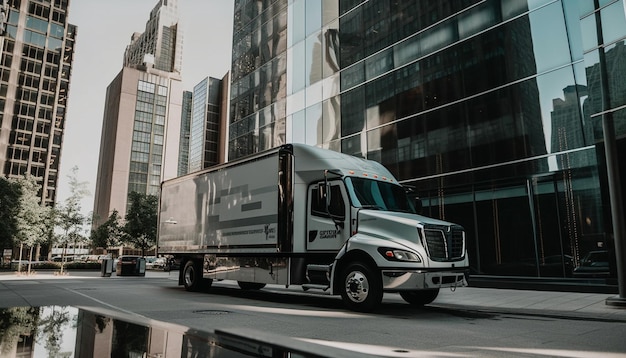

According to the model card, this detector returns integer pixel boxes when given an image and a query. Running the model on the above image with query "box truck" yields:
[158,144,468,311]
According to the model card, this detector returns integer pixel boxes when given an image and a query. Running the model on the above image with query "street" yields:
[1,270,625,357]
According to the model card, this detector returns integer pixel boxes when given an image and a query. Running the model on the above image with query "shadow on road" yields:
[161,282,499,321]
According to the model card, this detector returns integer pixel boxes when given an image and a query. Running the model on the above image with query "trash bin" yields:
[115,256,146,276]
[101,258,113,277]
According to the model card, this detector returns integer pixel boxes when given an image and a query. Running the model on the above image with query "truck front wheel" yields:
[183,260,207,292]
[339,262,383,312]
[399,289,440,306]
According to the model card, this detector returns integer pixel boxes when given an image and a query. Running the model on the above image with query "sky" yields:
[58,0,234,228]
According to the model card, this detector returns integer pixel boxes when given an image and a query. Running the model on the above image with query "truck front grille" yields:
[423,225,465,262]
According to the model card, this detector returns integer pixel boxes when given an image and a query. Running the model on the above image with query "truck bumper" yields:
[381,269,468,291]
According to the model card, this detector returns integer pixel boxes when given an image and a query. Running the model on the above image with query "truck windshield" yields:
[345,177,416,213]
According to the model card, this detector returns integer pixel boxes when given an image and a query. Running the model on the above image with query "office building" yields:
[0,0,76,206]
[92,0,182,227]
[178,90,191,176]
[228,0,626,288]
[187,76,223,172]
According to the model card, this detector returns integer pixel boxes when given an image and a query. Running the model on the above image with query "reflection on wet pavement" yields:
[0,305,371,357]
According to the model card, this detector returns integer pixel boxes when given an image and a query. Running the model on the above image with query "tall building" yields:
[0,0,76,206]
[228,0,287,159]
[188,76,222,172]
[228,0,626,288]
[177,90,192,176]
[92,0,182,227]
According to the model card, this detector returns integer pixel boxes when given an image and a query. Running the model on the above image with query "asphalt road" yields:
[1,270,625,357]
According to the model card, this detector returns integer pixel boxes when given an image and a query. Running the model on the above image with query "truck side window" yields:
[311,185,345,220]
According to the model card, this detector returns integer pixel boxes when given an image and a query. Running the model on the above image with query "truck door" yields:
[307,181,350,251]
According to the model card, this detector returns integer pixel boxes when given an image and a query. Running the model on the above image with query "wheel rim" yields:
[184,265,194,287]
[344,270,369,302]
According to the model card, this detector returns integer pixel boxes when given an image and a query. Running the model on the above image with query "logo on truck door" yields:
[308,230,339,242]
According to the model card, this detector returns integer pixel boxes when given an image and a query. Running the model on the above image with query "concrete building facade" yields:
[0,0,76,206]
[92,0,182,227]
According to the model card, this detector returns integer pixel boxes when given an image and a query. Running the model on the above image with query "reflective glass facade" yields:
[229,0,288,159]
[178,91,192,176]
[229,0,626,284]
[128,79,168,197]
[188,77,222,172]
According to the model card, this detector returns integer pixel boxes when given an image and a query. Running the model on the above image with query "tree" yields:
[11,175,50,274]
[123,192,158,256]
[56,166,89,273]
[0,176,20,251]
[40,207,58,260]
[91,209,123,253]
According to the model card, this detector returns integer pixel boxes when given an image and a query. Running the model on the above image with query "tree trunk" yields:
[27,246,33,274]
[18,243,23,273]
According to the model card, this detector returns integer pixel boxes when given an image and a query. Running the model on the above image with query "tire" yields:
[237,281,266,290]
[399,289,440,306]
[183,260,204,292]
[339,262,383,312]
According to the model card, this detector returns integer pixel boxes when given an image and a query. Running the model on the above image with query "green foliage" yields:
[0,176,20,249]
[0,307,39,355]
[39,207,58,254]
[11,175,50,248]
[63,261,101,270]
[55,167,89,270]
[91,209,123,250]
[123,192,158,256]
[37,307,71,356]
[25,261,60,270]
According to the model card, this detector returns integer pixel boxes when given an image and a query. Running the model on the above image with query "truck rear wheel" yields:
[339,262,383,312]
[237,281,266,290]
[183,260,207,292]
[399,289,440,306]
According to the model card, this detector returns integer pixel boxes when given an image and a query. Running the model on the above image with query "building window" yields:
[138,80,155,93]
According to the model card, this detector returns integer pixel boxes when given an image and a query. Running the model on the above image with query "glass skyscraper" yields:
[178,90,192,176]
[0,0,75,206]
[188,77,222,173]
[228,0,626,287]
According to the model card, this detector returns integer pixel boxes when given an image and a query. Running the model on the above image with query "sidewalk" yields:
[2,270,626,321]
[433,286,626,322]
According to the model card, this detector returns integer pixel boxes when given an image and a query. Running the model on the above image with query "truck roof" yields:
[161,143,398,186]
[288,144,397,184]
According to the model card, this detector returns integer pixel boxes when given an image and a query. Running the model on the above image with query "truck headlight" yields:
[378,248,422,262]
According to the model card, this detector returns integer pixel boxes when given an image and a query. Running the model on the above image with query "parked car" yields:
[573,250,610,278]
[52,255,76,262]
[115,255,146,276]
[144,256,157,270]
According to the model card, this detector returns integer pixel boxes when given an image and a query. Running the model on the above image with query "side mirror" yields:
[319,182,331,209]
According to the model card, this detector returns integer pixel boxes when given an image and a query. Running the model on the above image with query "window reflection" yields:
[229,0,626,280]
[600,2,626,45]
[305,102,322,145]
[306,33,322,85]
[342,0,625,280]
[305,0,322,37]
[527,2,571,73]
